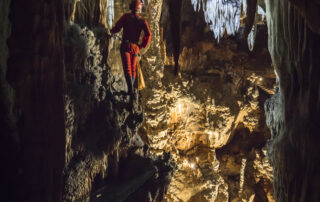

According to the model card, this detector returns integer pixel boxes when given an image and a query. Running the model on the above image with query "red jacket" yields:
[111,13,151,48]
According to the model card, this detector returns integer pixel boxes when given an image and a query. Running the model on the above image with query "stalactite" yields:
[191,0,242,41]
[73,0,109,27]
[190,0,267,51]
[64,0,80,22]
[168,0,182,75]
[243,0,257,44]
[107,0,114,28]
[246,2,265,51]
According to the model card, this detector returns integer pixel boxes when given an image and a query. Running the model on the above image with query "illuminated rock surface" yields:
[139,0,275,201]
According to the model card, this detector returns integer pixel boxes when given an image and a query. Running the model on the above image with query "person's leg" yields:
[120,51,133,93]
[128,43,139,90]
[131,53,138,91]
[131,54,138,79]
[129,53,138,102]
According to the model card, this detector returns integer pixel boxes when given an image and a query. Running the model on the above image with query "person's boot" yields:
[131,77,136,97]
[125,74,133,95]
[126,77,134,108]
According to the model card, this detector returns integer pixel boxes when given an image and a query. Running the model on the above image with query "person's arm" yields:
[111,14,127,34]
[140,19,151,49]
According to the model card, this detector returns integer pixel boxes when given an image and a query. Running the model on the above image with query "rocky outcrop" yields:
[142,65,275,201]
[62,22,144,201]
[62,1,174,201]
[264,0,320,201]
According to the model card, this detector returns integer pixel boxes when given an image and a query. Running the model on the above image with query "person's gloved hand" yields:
[106,29,112,38]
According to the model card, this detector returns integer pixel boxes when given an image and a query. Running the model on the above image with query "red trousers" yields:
[120,42,140,79]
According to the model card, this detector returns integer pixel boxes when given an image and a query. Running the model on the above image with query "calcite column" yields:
[7,0,66,201]
[265,0,320,201]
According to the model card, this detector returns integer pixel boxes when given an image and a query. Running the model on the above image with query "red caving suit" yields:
[111,12,151,92]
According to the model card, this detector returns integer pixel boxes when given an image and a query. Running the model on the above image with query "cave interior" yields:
[1,0,320,201]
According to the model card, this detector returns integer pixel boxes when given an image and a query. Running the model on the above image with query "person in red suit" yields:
[111,0,151,95]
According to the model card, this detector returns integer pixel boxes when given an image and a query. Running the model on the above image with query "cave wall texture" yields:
[140,0,276,201]
[264,0,320,201]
